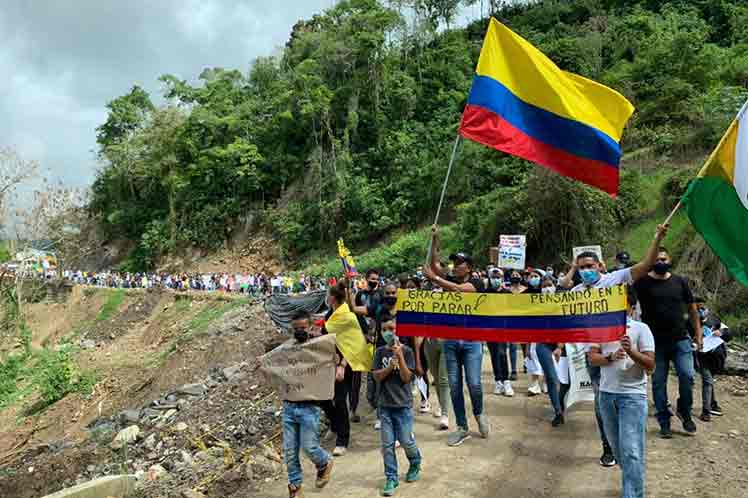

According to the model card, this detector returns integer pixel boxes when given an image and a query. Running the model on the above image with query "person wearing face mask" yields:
[569,224,669,464]
[633,247,702,438]
[691,298,730,421]
[373,317,422,496]
[423,225,490,447]
[284,310,335,498]
[615,251,632,270]
[486,268,515,397]
[589,288,655,498]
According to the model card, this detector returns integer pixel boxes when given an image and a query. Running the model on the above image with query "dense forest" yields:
[89,0,748,270]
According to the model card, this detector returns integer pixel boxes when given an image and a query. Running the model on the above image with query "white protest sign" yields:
[259,334,336,402]
[573,245,603,262]
[499,235,526,270]
[563,343,595,409]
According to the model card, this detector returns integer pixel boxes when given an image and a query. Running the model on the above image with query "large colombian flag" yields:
[459,18,635,196]
[395,286,628,343]
[682,101,748,286]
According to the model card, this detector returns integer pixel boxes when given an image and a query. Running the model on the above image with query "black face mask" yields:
[510,276,522,285]
[293,329,309,343]
[368,280,378,290]
[383,296,397,307]
[653,261,671,275]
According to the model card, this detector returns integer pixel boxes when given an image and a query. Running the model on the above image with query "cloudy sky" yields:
[0,1,482,203]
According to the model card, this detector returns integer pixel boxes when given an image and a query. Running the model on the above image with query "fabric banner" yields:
[264,290,328,331]
[395,286,627,343]
[563,343,595,409]
[324,302,373,371]
[259,335,336,402]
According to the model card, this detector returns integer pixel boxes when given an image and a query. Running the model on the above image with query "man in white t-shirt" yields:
[564,224,667,467]
[589,288,655,498]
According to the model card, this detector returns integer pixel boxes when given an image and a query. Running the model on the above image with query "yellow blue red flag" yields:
[459,18,635,196]
[337,239,358,277]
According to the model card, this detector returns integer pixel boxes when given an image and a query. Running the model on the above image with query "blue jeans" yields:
[509,343,518,374]
[380,406,421,481]
[652,338,695,428]
[282,401,330,487]
[587,360,611,450]
[535,344,564,415]
[443,340,483,429]
[599,392,648,498]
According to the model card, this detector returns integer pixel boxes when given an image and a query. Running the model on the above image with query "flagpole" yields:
[426,134,463,264]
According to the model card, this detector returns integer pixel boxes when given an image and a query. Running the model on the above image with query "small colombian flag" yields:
[459,18,635,196]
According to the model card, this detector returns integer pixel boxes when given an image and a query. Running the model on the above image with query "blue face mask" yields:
[528,276,541,287]
[580,269,599,285]
[382,331,396,346]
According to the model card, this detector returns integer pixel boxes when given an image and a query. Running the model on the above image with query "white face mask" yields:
[541,286,556,294]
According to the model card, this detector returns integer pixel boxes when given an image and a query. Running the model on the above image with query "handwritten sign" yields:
[259,334,336,401]
[573,245,603,262]
[499,235,526,270]
[395,286,628,343]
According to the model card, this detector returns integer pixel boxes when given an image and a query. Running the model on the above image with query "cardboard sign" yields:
[499,235,526,270]
[563,343,595,409]
[259,334,336,401]
[573,245,603,262]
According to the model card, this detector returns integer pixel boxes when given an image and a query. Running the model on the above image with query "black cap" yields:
[449,252,473,265]
[616,251,631,262]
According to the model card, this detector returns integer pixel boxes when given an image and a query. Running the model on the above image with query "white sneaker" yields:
[503,380,515,397]
[332,446,347,457]
[493,381,504,395]
[433,406,442,418]
[541,382,548,394]
[420,401,431,414]
[438,416,449,431]
[528,382,541,396]
[374,419,381,430]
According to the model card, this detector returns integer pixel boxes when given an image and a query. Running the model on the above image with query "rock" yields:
[222,365,242,381]
[86,465,95,473]
[180,450,194,466]
[247,425,259,436]
[177,383,208,396]
[729,430,740,438]
[111,425,140,449]
[119,409,141,425]
[206,379,219,389]
[174,422,189,432]
[181,490,206,498]
[141,408,161,419]
[80,339,96,349]
[166,393,178,403]
[262,444,282,463]
[240,462,254,481]
[177,399,189,411]
[146,464,169,482]
[152,402,178,411]
[251,455,281,476]
[144,433,157,450]
[134,470,145,481]
[161,409,178,420]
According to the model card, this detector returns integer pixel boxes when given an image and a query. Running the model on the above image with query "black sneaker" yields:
[710,404,724,416]
[676,411,697,434]
[659,426,673,439]
[351,414,361,423]
[599,451,616,467]
[699,412,711,422]
[551,413,565,427]
[509,372,518,381]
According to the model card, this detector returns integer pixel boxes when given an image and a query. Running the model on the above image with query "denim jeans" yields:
[509,343,518,374]
[700,365,714,415]
[599,392,648,498]
[443,340,483,429]
[652,338,695,428]
[380,406,422,481]
[587,360,611,450]
[535,344,564,415]
[424,338,451,416]
[487,342,509,382]
[282,401,330,487]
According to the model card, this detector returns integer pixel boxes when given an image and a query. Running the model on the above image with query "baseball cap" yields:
[449,252,473,265]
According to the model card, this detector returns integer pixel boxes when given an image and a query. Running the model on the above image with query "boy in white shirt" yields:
[589,288,655,498]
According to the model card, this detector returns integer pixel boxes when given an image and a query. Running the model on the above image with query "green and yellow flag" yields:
[682,101,748,286]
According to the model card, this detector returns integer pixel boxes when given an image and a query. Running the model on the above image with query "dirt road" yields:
[261,362,748,498]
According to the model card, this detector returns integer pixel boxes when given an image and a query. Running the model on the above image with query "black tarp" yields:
[264,291,328,331]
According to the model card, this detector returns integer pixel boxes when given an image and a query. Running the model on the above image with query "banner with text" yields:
[395,286,628,343]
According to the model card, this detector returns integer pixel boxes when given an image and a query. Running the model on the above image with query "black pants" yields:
[349,371,361,415]
[487,342,510,382]
[321,367,352,447]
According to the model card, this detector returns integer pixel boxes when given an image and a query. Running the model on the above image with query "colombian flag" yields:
[682,101,748,286]
[459,18,635,196]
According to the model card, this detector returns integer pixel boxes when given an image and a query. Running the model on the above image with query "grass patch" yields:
[96,289,125,322]
[620,210,689,261]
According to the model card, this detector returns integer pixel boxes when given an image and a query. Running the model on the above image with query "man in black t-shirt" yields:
[634,247,702,438]
[423,225,489,447]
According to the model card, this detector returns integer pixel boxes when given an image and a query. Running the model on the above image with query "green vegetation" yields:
[31,346,97,411]
[96,289,125,322]
[87,0,748,269]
